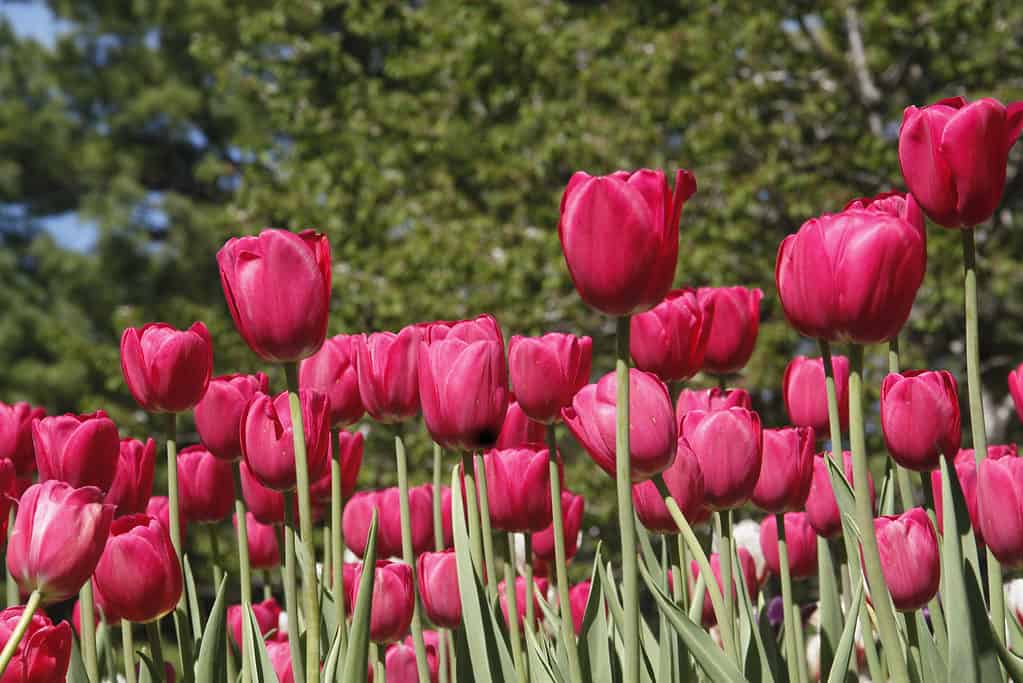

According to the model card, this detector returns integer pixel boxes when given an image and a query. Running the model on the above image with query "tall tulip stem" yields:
[717,510,736,660]
[165,413,182,563]
[505,534,527,683]
[282,492,305,683]
[146,621,165,683]
[232,466,253,683]
[523,534,535,635]
[395,433,431,683]
[0,589,41,678]
[614,315,640,683]
[775,514,800,682]
[887,337,916,511]
[4,509,15,606]
[460,452,485,576]
[330,433,347,654]
[546,426,583,683]
[121,620,137,683]
[79,580,100,682]
[475,453,499,603]
[433,442,445,552]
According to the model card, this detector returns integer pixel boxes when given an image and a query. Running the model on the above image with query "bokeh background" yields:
[1,1,1022,575]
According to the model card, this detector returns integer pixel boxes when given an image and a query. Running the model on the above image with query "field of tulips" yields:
[0,96,1021,683]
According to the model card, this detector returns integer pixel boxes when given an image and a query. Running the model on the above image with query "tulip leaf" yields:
[825,579,863,683]
[524,625,562,683]
[320,625,343,683]
[878,470,897,517]
[242,601,280,683]
[913,610,947,682]
[734,541,777,683]
[578,545,613,683]
[635,516,662,584]
[989,614,1023,682]
[137,650,160,683]
[172,606,195,683]
[657,541,676,683]
[340,510,378,683]
[68,634,90,683]
[816,537,842,677]
[194,574,229,683]
[183,554,203,636]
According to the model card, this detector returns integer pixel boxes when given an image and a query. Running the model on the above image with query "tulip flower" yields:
[751,427,815,513]
[310,430,363,506]
[680,408,762,510]
[775,195,926,344]
[533,490,585,563]
[417,550,461,629]
[932,446,1013,544]
[783,356,850,433]
[228,598,282,648]
[874,508,941,611]
[0,402,45,476]
[632,447,709,533]
[690,549,757,626]
[33,411,120,493]
[675,387,751,422]
[0,605,72,682]
[881,370,961,471]
[494,398,546,449]
[233,512,279,570]
[299,335,364,428]
[386,639,440,683]
[899,96,1023,228]
[92,514,182,623]
[481,446,552,532]
[7,481,114,603]
[508,333,592,424]
[240,389,331,491]
[558,168,696,316]
[265,639,295,683]
[355,327,422,423]
[499,576,550,630]
[568,581,592,635]
[146,496,187,541]
[0,459,14,545]
[629,289,710,382]
[238,461,288,525]
[120,322,213,413]
[805,452,875,538]
[195,373,269,461]
[217,228,331,362]
[177,445,234,523]
[347,561,415,644]
[697,286,762,375]
[978,456,1023,567]
[344,486,434,559]
[1009,363,1023,426]
[760,513,818,579]
[105,437,156,517]
[563,369,676,482]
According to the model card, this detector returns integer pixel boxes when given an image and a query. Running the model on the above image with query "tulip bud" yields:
[563,369,676,483]
[978,456,1023,567]
[234,512,280,570]
[675,387,751,422]
[240,389,331,492]
[238,460,288,525]
[105,437,156,517]
[629,290,710,382]
[558,169,696,316]
[751,427,815,513]
[217,228,331,362]
[146,495,187,541]
[494,399,546,449]
[874,508,941,611]
[481,447,552,532]
[195,373,269,461]
[533,490,585,563]
[355,327,422,423]
[899,97,1023,228]
[931,446,1012,544]
[499,576,549,630]
[880,370,961,471]
[386,639,440,683]
[309,430,364,506]
[783,356,850,434]
[344,486,434,559]
[347,561,415,644]
[697,287,762,375]
[172,445,233,524]
[680,408,762,510]
[805,452,875,538]
[299,335,364,428]
[0,402,45,476]
[417,551,461,629]
[33,411,120,493]
[1009,363,1023,427]
[0,605,72,682]
[690,549,757,626]
[568,581,592,635]
[120,322,213,413]
[265,639,295,683]
[7,481,114,603]
[228,598,282,648]
[760,513,818,579]
[508,333,592,424]
[632,447,708,533]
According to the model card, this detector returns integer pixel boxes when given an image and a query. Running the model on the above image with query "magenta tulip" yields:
[805,451,875,538]
[355,327,421,423]
[1009,363,1023,426]
[240,389,331,491]
[299,335,364,427]
[120,322,213,413]
[568,581,591,635]
[690,549,757,626]
[195,373,269,461]
[347,561,415,644]
[632,446,709,533]
[235,512,279,570]
[499,576,550,630]
[558,168,696,316]
[675,387,751,422]
[508,333,592,424]
[930,448,1000,544]
[238,461,287,525]
[105,437,156,516]
[177,445,234,523]
[417,550,461,629]
[310,430,364,505]
[697,286,762,375]
[0,460,14,545]
[978,456,1023,566]
[146,495,187,541]
[630,289,710,382]
[264,639,294,683]
[0,402,45,476]
[93,514,182,622]
[874,508,941,611]
[679,408,762,510]
[783,356,850,433]
[0,606,71,683]
[33,411,120,493]
[533,490,585,563]
[385,639,440,683]
[494,399,546,449]
[228,598,282,648]
[481,447,552,532]
[760,513,818,579]
[343,486,434,559]
[752,427,814,513]
[880,370,960,471]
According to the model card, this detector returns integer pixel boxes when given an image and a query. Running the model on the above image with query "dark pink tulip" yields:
[195,373,269,462]
[568,581,591,635]
[93,514,182,623]
[177,445,234,523]
[417,550,461,629]
[680,408,762,510]
[386,640,440,683]
[930,448,1001,543]
[675,387,751,422]
[146,495,187,541]
[630,289,710,382]
[533,490,585,563]
[499,576,549,630]
[0,459,14,545]
[508,333,592,424]
[494,399,546,449]
[235,512,280,570]
[228,598,282,648]
[309,430,364,506]
[805,452,875,538]
[33,411,120,493]
[1009,363,1023,426]
[300,335,364,428]
[120,322,213,413]
[7,481,113,603]
[343,486,434,559]
[217,228,331,363]
[775,197,926,344]
[105,437,156,517]
[978,457,1023,567]
[881,370,961,471]
[355,327,421,423]
[690,549,757,627]
[481,447,552,533]
[697,286,762,375]
[874,508,941,611]
[0,606,71,683]
[265,639,295,683]
[558,168,696,316]
[759,513,818,579]
[421,314,502,344]
[751,427,815,513]
[0,402,45,476]
[347,561,415,644]
[632,447,708,533]
[240,389,331,492]
[899,97,1023,228]
[562,369,676,483]
[783,356,850,434]
[239,461,287,525]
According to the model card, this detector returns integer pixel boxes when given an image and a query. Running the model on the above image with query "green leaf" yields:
[816,536,842,677]
[68,634,90,683]
[825,579,863,683]
[137,650,159,683]
[340,510,378,682]
[194,574,229,683]
[578,545,614,683]
[733,543,777,683]
[242,602,280,683]
[878,470,897,516]
[184,554,203,636]
[321,625,343,683]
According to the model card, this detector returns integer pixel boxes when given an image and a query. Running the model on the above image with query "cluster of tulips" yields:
[0,95,1022,683]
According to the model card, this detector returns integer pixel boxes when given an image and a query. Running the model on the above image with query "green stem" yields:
[433,442,445,552]
[79,580,100,682]
[505,534,527,683]
[283,362,321,683]
[0,590,41,678]
[523,534,535,636]
[282,491,306,683]
[438,630,449,683]
[546,426,582,683]
[460,452,485,577]
[674,534,688,609]
[232,465,254,683]
[263,571,273,602]
[165,413,182,563]
[395,433,431,683]
[475,452,499,604]
[208,523,237,683]
[330,433,347,655]
[776,514,801,683]
[888,337,917,511]
[615,316,640,683]
[4,509,15,606]
[121,620,137,683]
[718,510,736,662]
[916,473,949,654]
[146,620,165,683]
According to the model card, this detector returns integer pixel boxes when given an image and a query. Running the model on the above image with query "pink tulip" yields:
[930,448,998,544]
[978,456,1023,567]
[235,512,279,570]
[240,389,331,492]
[177,445,234,523]
[33,411,120,493]
[0,605,71,683]
[120,322,213,413]
[265,639,295,683]
[568,581,592,635]
[385,640,440,683]
[563,369,676,483]
[558,168,696,316]
[630,289,710,382]
[533,490,585,563]
[343,486,434,559]
[752,427,814,513]
[195,373,269,461]
[697,287,762,375]
[880,370,960,471]
[0,460,14,546]
[632,447,709,533]
[874,508,941,611]
[499,576,550,630]
[481,447,552,532]
[783,356,850,434]
[0,402,45,476]
[104,437,156,517]
[805,452,875,538]
[218,229,331,363]
[760,513,818,579]
[299,335,364,427]
[690,549,757,626]
[228,598,282,648]
[309,430,363,506]
[146,496,187,541]
[675,387,751,422]
[1009,363,1023,426]
[680,408,762,510]
[899,97,1023,228]
[347,561,415,644]
[417,551,461,629]
[238,461,288,525]
[494,399,546,450]
[508,333,592,424]
[355,327,422,423]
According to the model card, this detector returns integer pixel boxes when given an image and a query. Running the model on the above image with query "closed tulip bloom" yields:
[494,399,546,449]
[195,373,269,461]
[978,457,1023,566]
[680,408,762,510]
[177,445,234,523]
[775,197,926,344]
[7,481,114,603]
[563,369,676,483]
[417,551,461,629]
[299,335,364,427]
[783,356,850,433]
[355,327,422,423]
[697,287,763,375]
[930,448,999,543]
[347,561,415,644]
[33,411,120,493]
[241,389,331,491]
[752,427,815,513]
[238,461,287,525]
[533,490,585,562]
[265,639,295,683]
[760,513,818,579]
[568,581,592,635]
[309,430,364,506]
[499,576,550,630]
[1009,364,1023,426]
[0,402,45,476]
[344,486,434,559]
[805,452,875,538]
[217,228,331,362]
[558,168,696,316]
[481,447,552,532]
[630,289,710,382]
[105,437,156,516]
[899,97,1023,228]
[508,333,592,424]
[120,322,213,413]
[675,387,751,422]
[881,370,961,471]
[632,447,709,533]
[421,314,503,345]
[0,606,72,683]
[230,512,278,570]
[690,549,757,626]
[386,640,439,683]
[874,508,941,611]
[146,496,187,541]
[228,598,282,648]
